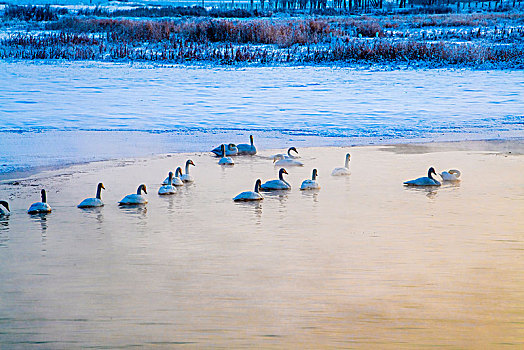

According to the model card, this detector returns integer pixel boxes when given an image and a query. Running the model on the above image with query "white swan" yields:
[163,167,184,186]
[119,184,148,205]
[300,169,320,190]
[181,159,195,183]
[233,179,264,202]
[218,144,234,166]
[28,189,52,214]
[260,168,291,191]
[237,135,257,155]
[212,143,238,157]
[78,183,105,208]
[0,201,10,217]
[332,153,351,176]
[274,157,304,167]
[404,167,441,186]
[440,169,461,182]
[271,147,299,160]
[158,172,177,195]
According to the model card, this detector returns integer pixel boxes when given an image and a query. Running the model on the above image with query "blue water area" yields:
[0,61,523,177]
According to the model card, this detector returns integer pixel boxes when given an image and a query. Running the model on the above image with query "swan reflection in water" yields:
[234,201,263,224]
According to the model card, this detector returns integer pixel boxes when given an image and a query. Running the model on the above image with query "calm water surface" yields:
[0,61,523,176]
[0,145,523,348]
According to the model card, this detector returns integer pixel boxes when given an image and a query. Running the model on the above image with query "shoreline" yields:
[2,138,522,183]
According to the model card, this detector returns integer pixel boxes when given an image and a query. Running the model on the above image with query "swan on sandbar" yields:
[119,184,148,205]
[271,147,299,161]
[28,189,52,214]
[440,169,461,181]
[158,172,177,195]
[332,153,351,176]
[0,201,10,216]
[237,135,257,155]
[218,144,235,166]
[260,168,291,191]
[78,183,105,208]
[404,167,441,186]
[301,169,320,190]
[181,160,195,183]
[212,143,238,157]
[233,179,264,202]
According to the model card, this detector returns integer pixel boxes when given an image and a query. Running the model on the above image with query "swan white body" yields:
[28,189,52,214]
[158,172,177,195]
[0,201,10,216]
[233,179,264,201]
[332,154,351,176]
[78,183,105,208]
[404,167,441,186]
[440,169,461,181]
[275,158,304,167]
[271,147,299,160]
[261,168,291,191]
[119,184,148,205]
[163,167,184,186]
[301,169,320,190]
[181,160,195,183]
[237,135,257,155]
[158,185,176,195]
[212,144,238,157]
[218,144,234,165]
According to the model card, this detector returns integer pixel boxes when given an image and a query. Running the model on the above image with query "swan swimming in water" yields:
[271,147,299,161]
[218,144,235,166]
[300,169,320,190]
[440,169,461,182]
[119,184,148,205]
[163,167,184,186]
[158,172,177,195]
[233,179,264,202]
[331,154,351,176]
[28,189,52,214]
[260,168,291,191]
[0,201,10,217]
[181,160,195,183]
[237,135,257,155]
[211,143,238,157]
[78,183,105,208]
[404,167,441,186]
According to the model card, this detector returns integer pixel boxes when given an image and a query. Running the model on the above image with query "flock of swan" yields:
[0,135,461,217]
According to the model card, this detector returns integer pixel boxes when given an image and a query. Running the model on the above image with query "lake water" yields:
[0,61,523,178]
[0,144,523,348]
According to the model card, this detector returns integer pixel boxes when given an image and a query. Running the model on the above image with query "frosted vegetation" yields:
[1,2,524,66]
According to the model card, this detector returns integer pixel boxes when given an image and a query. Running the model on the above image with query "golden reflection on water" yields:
[0,145,523,348]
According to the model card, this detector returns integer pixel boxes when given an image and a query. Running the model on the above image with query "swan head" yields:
[41,189,47,203]
[187,159,195,167]
[312,168,318,180]
[428,167,437,179]
[273,154,285,162]
[228,144,237,151]
[254,179,262,193]
[0,200,9,212]
[175,167,183,177]
[448,169,461,177]
[344,153,351,167]
[137,184,147,195]
[288,147,298,156]
[98,182,105,190]
[279,168,288,179]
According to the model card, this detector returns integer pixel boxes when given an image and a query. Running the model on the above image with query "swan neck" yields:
[168,173,173,185]
[345,157,349,168]
[176,167,182,177]
[279,170,285,180]
[137,186,142,195]
[96,185,102,200]
[254,181,260,193]
[312,171,317,180]
[250,135,253,146]
[185,163,190,175]
[41,190,47,203]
